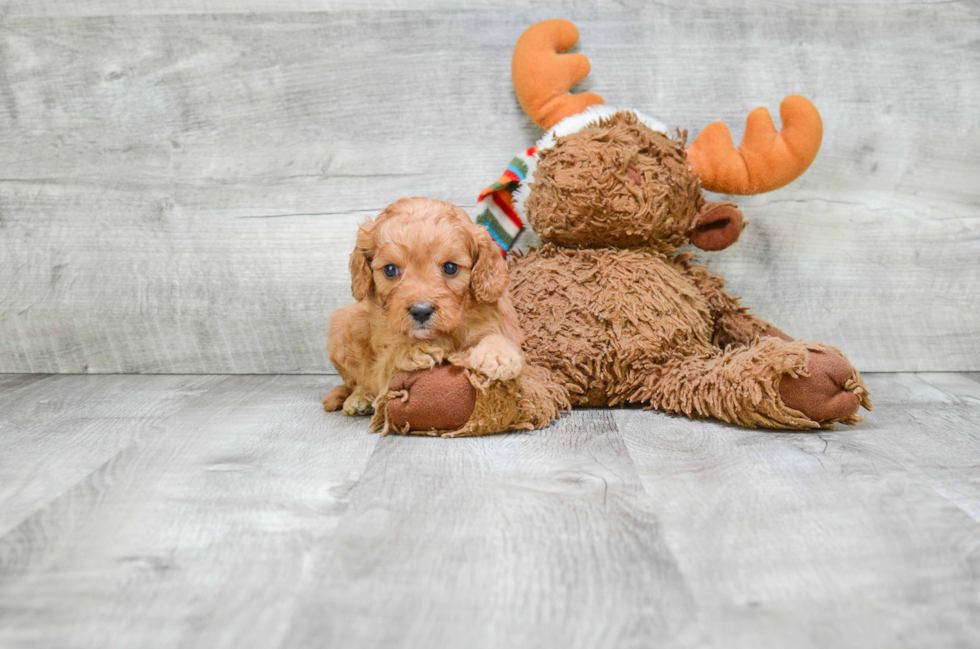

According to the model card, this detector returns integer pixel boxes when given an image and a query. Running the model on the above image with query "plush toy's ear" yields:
[470,226,509,303]
[349,219,376,301]
[689,202,745,251]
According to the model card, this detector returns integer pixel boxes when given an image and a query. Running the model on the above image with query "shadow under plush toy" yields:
[377,19,871,434]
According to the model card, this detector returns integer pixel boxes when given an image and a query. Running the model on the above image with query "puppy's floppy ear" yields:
[470,225,509,303]
[349,219,376,301]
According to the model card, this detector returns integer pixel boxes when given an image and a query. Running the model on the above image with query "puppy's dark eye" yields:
[383,264,399,278]
[442,262,459,276]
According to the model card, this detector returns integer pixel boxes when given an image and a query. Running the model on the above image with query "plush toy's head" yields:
[475,19,823,255]
[524,112,702,250]
[523,111,749,253]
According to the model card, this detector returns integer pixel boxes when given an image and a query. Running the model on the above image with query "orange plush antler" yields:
[686,95,823,195]
[511,19,604,131]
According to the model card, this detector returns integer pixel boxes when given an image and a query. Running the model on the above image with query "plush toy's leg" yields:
[632,337,871,429]
[373,362,568,437]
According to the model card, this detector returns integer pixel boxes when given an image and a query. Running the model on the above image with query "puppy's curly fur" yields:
[323,197,524,421]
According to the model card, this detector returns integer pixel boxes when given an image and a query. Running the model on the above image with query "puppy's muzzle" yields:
[408,302,435,325]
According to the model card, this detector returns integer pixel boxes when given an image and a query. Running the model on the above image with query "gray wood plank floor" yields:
[0,373,977,648]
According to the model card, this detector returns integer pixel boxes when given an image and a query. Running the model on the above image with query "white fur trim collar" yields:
[535,106,668,152]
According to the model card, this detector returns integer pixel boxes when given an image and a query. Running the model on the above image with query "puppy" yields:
[323,197,524,420]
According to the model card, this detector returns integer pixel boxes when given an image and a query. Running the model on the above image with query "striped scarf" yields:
[475,146,537,256]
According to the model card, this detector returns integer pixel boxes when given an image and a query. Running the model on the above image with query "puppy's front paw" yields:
[342,392,375,416]
[395,345,446,373]
[466,336,523,382]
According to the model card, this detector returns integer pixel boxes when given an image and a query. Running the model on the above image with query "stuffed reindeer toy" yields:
[370,19,871,435]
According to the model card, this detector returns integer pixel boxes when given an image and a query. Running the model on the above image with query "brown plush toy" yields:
[385,19,871,432]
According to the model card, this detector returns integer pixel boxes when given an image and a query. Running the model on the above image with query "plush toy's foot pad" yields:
[779,348,872,424]
[323,385,350,412]
[386,364,477,432]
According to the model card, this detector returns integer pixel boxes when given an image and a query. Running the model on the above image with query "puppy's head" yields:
[349,197,508,339]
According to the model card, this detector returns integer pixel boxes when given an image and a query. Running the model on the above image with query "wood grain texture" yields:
[0,375,380,648]
[285,411,693,648]
[0,373,220,537]
[0,372,978,647]
[614,372,980,648]
[0,2,977,373]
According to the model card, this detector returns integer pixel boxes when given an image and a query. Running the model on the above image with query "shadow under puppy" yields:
[323,197,565,437]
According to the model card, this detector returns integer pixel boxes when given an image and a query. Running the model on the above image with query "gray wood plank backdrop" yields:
[0,0,977,373]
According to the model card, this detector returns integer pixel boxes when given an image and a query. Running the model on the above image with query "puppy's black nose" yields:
[409,302,435,324]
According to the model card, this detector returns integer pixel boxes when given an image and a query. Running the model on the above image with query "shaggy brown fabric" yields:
[526,114,703,253]
[634,337,819,429]
[683,259,773,348]
[510,245,848,428]
[372,362,568,437]
[508,111,871,429]
[511,244,712,407]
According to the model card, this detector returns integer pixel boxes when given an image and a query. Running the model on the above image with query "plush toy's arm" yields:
[685,264,787,348]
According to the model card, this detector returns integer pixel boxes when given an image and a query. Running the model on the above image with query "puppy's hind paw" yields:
[323,385,351,412]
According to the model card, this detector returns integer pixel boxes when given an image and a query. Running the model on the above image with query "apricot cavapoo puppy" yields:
[322,197,524,422]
